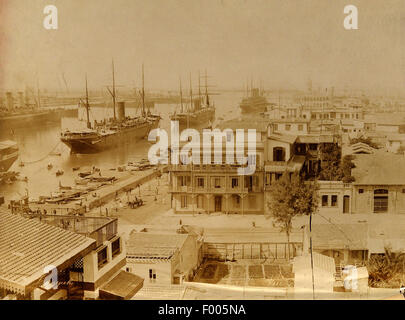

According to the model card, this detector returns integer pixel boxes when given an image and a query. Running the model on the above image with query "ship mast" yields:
[188,72,192,128]
[112,60,116,121]
[36,78,41,109]
[179,77,183,114]
[85,74,91,129]
[142,64,146,117]
[205,69,209,107]
[198,70,201,109]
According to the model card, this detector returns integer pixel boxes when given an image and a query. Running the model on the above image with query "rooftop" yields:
[126,231,190,260]
[0,210,96,295]
[351,152,405,185]
[312,223,368,250]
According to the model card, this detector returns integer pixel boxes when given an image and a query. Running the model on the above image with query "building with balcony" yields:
[168,118,339,215]
[0,210,143,300]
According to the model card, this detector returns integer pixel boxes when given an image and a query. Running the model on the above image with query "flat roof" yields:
[126,231,190,259]
[99,271,144,300]
[352,152,405,185]
[0,210,96,295]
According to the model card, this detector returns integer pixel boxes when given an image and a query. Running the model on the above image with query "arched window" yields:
[374,189,388,213]
[273,147,286,162]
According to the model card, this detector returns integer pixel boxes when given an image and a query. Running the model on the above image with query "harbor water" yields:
[0,92,243,202]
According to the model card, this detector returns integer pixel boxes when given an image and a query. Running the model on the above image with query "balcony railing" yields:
[33,214,118,248]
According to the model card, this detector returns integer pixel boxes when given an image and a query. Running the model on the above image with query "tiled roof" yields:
[0,210,96,295]
[126,231,189,259]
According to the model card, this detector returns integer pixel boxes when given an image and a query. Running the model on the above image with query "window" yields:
[111,237,121,258]
[273,124,278,131]
[97,246,108,269]
[197,177,204,188]
[226,131,233,142]
[374,189,388,213]
[231,177,239,188]
[298,124,303,131]
[181,196,188,208]
[322,195,328,207]
[214,178,221,188]
[265,173,271,186]
[197,195,204,209]
[273,147,286,161]
[309,144,317,151]
[331,195,338,207]
[178,176,188,187]
[358,189,364,194]
[149,269,157,283]
[402,189,405,193]
[285,124,291,131]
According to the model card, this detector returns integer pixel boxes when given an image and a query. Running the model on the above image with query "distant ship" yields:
[61,63,160,154]
[170,71,215,128]
[239,88,269,114]
[0,140,19,172]
[0,91,77,131]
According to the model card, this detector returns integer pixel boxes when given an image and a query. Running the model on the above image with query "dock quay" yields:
[85,165,168,210]
[15,165,169,215]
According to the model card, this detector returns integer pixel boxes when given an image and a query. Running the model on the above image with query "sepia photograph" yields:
[1,0,405,306]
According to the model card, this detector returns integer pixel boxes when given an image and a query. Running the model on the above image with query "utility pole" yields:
[310,211,315,300]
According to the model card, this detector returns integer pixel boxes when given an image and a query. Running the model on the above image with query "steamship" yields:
[60,64,160,154]
[0,140,19,172]
[239,88,269,114]
[170,72,215,128]
[0,91,77,131]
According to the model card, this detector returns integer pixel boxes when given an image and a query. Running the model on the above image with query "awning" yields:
[99,271,144,300]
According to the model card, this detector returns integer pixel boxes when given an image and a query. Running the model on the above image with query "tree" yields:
[341,155,356,183]
[318,143,343,181]
[267,171,319,260]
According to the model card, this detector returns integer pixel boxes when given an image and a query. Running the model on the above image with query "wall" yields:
[126,259,173,285]
[71,236,126,299]
[266,139,291,162]
[352,185,405,214]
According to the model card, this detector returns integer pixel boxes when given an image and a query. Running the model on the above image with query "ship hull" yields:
[240,103,267,114]
[0,109,78,131]
[170,109,215,129]
[61,119,159,154]
[0,154,18,172]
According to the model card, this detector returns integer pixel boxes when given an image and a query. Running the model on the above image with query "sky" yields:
[0,0,404,92]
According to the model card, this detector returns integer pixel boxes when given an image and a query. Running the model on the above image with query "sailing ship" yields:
[170,71,215,128]
[60,63,160,154]
[239,84,269,114]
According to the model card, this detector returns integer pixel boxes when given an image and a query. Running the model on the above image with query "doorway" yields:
[343,195,350,213]
[214,196,222,212]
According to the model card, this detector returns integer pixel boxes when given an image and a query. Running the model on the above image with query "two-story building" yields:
[0,210,143,300]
